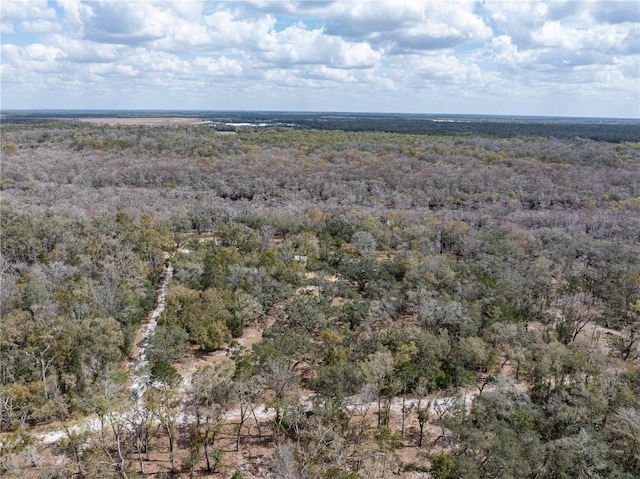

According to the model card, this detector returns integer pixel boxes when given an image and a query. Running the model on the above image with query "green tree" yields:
[361,350,394,428]
[430,453,459,479]
[143,385,183,474]
[147,323,189,365]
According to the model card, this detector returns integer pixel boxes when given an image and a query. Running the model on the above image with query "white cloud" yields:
[396,53,484,85]
[203,10,276,50]
[307,65,361,82]
[193,56,244,77]
[77,1,166,45]
[24,43,63,61]
[531,18,636,55]
[47,35,122,63]
[1,0,57,33]
[88,62,138,79]
[55,0,84,33]
[489,34,537,70]
[592,0,640,24]
[483,0,639,93]
[0,0,638,117]
[0,42,66,82]
[323,0,492,52]
[20,19,62,34]
[260,24,381,68]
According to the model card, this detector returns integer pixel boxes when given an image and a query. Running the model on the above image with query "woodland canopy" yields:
[1,115,639,478]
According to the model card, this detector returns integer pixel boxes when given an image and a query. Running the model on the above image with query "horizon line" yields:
[2,108,639,121]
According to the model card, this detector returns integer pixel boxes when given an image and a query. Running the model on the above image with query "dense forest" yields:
[1,116,639,478]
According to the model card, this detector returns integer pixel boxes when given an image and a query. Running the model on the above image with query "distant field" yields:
[77,117,212,126]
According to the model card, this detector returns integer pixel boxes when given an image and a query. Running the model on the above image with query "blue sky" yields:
[1,0,639,117]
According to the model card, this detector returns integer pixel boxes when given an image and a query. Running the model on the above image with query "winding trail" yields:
[129,263,173,399]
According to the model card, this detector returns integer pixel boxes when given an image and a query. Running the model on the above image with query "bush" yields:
[150,362,181,386]
[147,324,189,364]
[430,453,460,479]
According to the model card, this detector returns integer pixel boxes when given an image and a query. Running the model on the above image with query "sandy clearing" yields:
[77,117,213,126]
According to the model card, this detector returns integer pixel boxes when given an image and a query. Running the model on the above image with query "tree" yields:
[25,345,55,400]
[60,425,92,477]
[555,292,598,345]
[608,406,640,474]
[146,323,189,365]
[412,296,471,336]
[430,453,459,479]
[269,442,304,479]
[233,375,263,452]
[416,404,431,448]
[393,360,421,437]
[609,300,640,361]
[262,357,301,440]
[127,214,173,269]
[126,398,154,474]
[549,429,616,479]
[162,285,232,351]
[143,385,183,474]
[230,290,263,337]
[313,359,363,406]
[339,257,386,294]
[85,369,132,479]
[360,350,393,429]
[188,361,235,471]
[352,231,377,257]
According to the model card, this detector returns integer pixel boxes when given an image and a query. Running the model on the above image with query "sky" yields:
[1,0,639,118]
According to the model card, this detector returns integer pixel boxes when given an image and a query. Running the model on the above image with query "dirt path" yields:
[129,263,173,397]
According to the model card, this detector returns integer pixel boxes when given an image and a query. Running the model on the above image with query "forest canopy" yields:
[1,115,639,478]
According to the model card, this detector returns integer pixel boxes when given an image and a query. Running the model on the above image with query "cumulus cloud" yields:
[77,1,167,45]
[592,0,640,24]
[0,0,638,117]
[1,0,57,33]
[47,35,122,63]
[323,0,492,52]
[260,24,381,68]
[193,56,244,77]
[484,0,639,88]
[20,19,62,34]
[200,10,276,50]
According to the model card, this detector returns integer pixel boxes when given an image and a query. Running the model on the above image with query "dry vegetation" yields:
[1,117,639,478]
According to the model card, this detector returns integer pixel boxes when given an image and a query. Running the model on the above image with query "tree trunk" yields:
[236,403,247,452]
[204,438,211,473]
[166,425,176,473]
[401,393,406,438]
[250,402,262,437]
[137,445,145,475]
[204,416,212,473]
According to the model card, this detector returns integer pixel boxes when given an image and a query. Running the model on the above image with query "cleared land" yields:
[77,117,212,126]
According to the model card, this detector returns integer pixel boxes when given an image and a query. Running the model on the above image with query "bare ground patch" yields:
[77,117,213,126]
